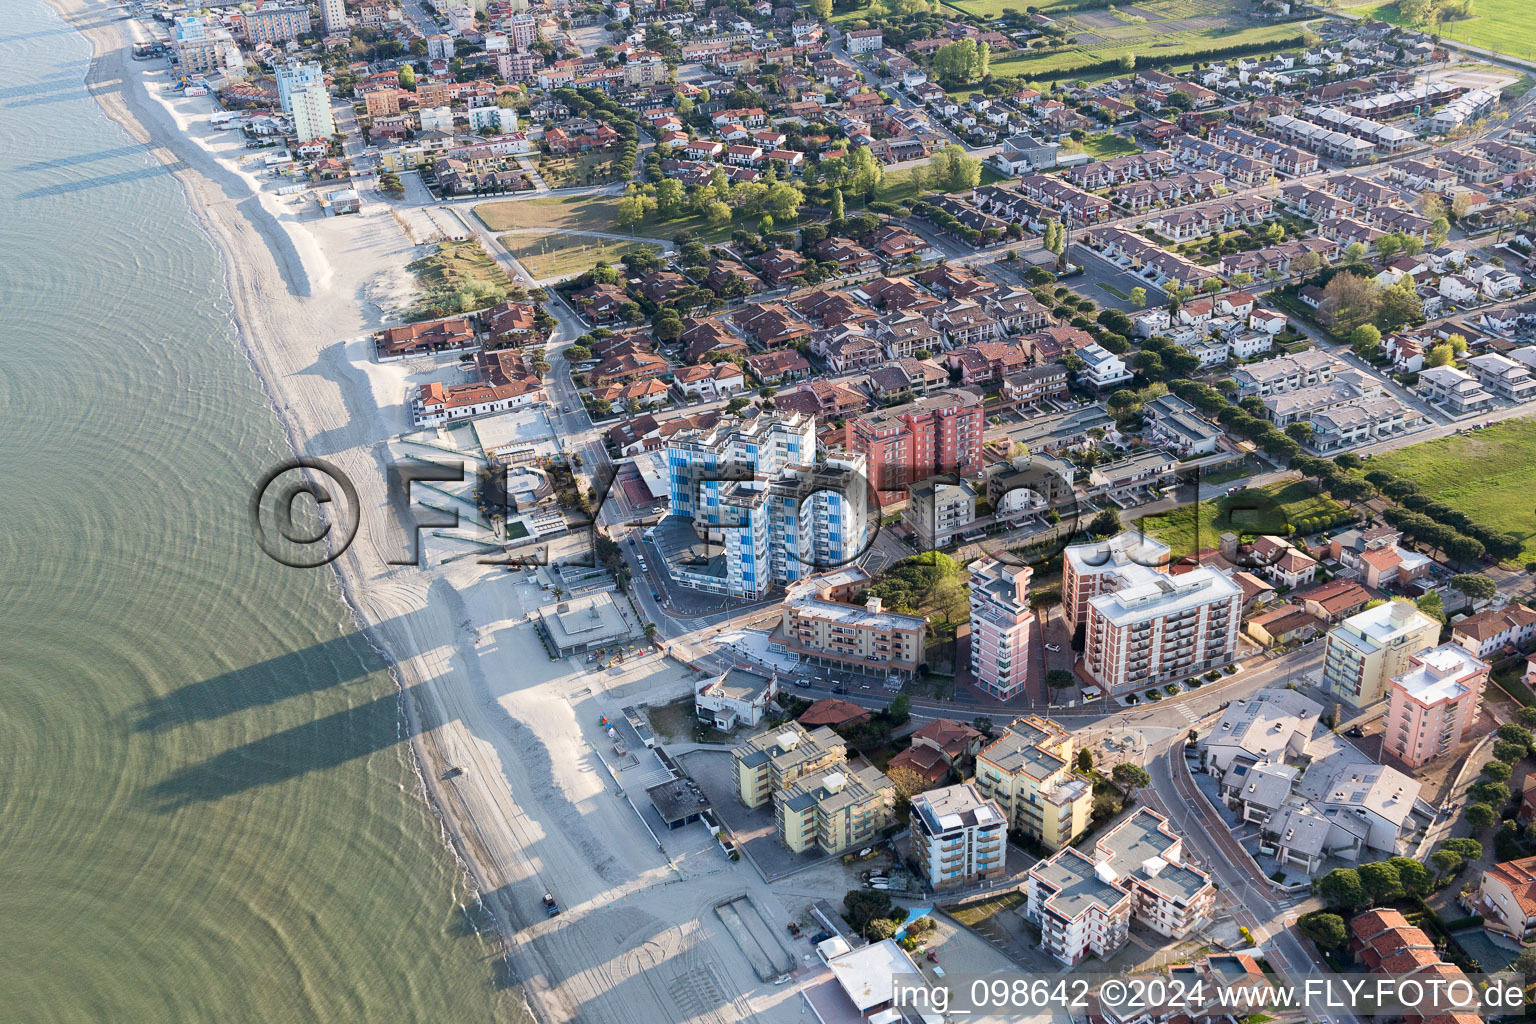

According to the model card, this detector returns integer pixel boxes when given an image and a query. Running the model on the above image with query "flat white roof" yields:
[1392,642,1486,705]
[1088,564,1241,626]
[1064,531,1171,575]
[827,939,921,1012]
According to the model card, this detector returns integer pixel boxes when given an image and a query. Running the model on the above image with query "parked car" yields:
[1045,643,1061,652]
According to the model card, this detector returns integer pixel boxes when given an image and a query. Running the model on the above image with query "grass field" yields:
[1080,132,1141,159]
[983,21,1307,83]
[499,234,660,281]
[1137,480,1344,557]
[476,195,736,243]
[1342,0,1536,60]
[1372,417,1536,562]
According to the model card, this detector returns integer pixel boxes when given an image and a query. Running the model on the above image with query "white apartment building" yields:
[1322,601,1441,708]
[1026,808,1213,964]
[1024,847,1132,965]
[968,557,1038,701]
[172,16,245,78]
[1419,365,1494,416]
[910,784,1007,890]
[666,414,871,599]
[1085,565,1242,693]
[1078,342,1132,389]
[319,0,346,35]
[1466,353,1536,403]
[1062,532,1172,633]
[274,62,324,114]
[1232,349,1335,397]
[695,667,779,731]
[1382,643,1488,768]
[289,79,335,142]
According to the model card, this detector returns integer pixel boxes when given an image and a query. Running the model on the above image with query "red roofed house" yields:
[412,374,546,426]
[1474,856,1536,943]
[1450,604,1536,660]
[886,718,984,784]
[374,316,476,362]
[797,698,871,730]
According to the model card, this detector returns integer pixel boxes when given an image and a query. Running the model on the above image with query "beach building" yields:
[665,413,871,599]
[774,762,894,854]
[534,592,637,658]
[245,3,311,44]
[973,716,1091,852]
[1025,807,1213,964]
[910,783,1007,890]
[1381,643,1488,768]
[171,16,245,77]
[804,939,923,1023]
[1322,601,1441,708]
[694,667,779,731]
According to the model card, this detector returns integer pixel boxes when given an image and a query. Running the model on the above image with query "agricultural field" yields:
[1340,0,1536,61]
[956,0,1312,84]
[1137,480,1345,556]
[1371,417,1536,562]
[499,235,660,282]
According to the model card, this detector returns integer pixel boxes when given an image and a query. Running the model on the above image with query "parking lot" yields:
[678,749,836,881]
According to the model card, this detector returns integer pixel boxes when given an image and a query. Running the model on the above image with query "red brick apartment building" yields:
[836,391,984,506]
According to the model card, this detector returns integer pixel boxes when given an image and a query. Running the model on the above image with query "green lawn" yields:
[1137,481,1345,557]
[1080,133,1141,160]
[1372,417,1536,562]
[1343,0,1536,61]
[873,162,1006,204]
[499,234,659,281]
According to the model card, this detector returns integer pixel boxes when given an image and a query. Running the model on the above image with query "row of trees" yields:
[1364,468,1523,564]
[1315,842,1483,914]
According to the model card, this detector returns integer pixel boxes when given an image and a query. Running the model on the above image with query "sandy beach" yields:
[43,3,840,1023]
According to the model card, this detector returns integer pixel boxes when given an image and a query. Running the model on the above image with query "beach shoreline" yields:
[45,0,543,1013]
[43,8,809,1024]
